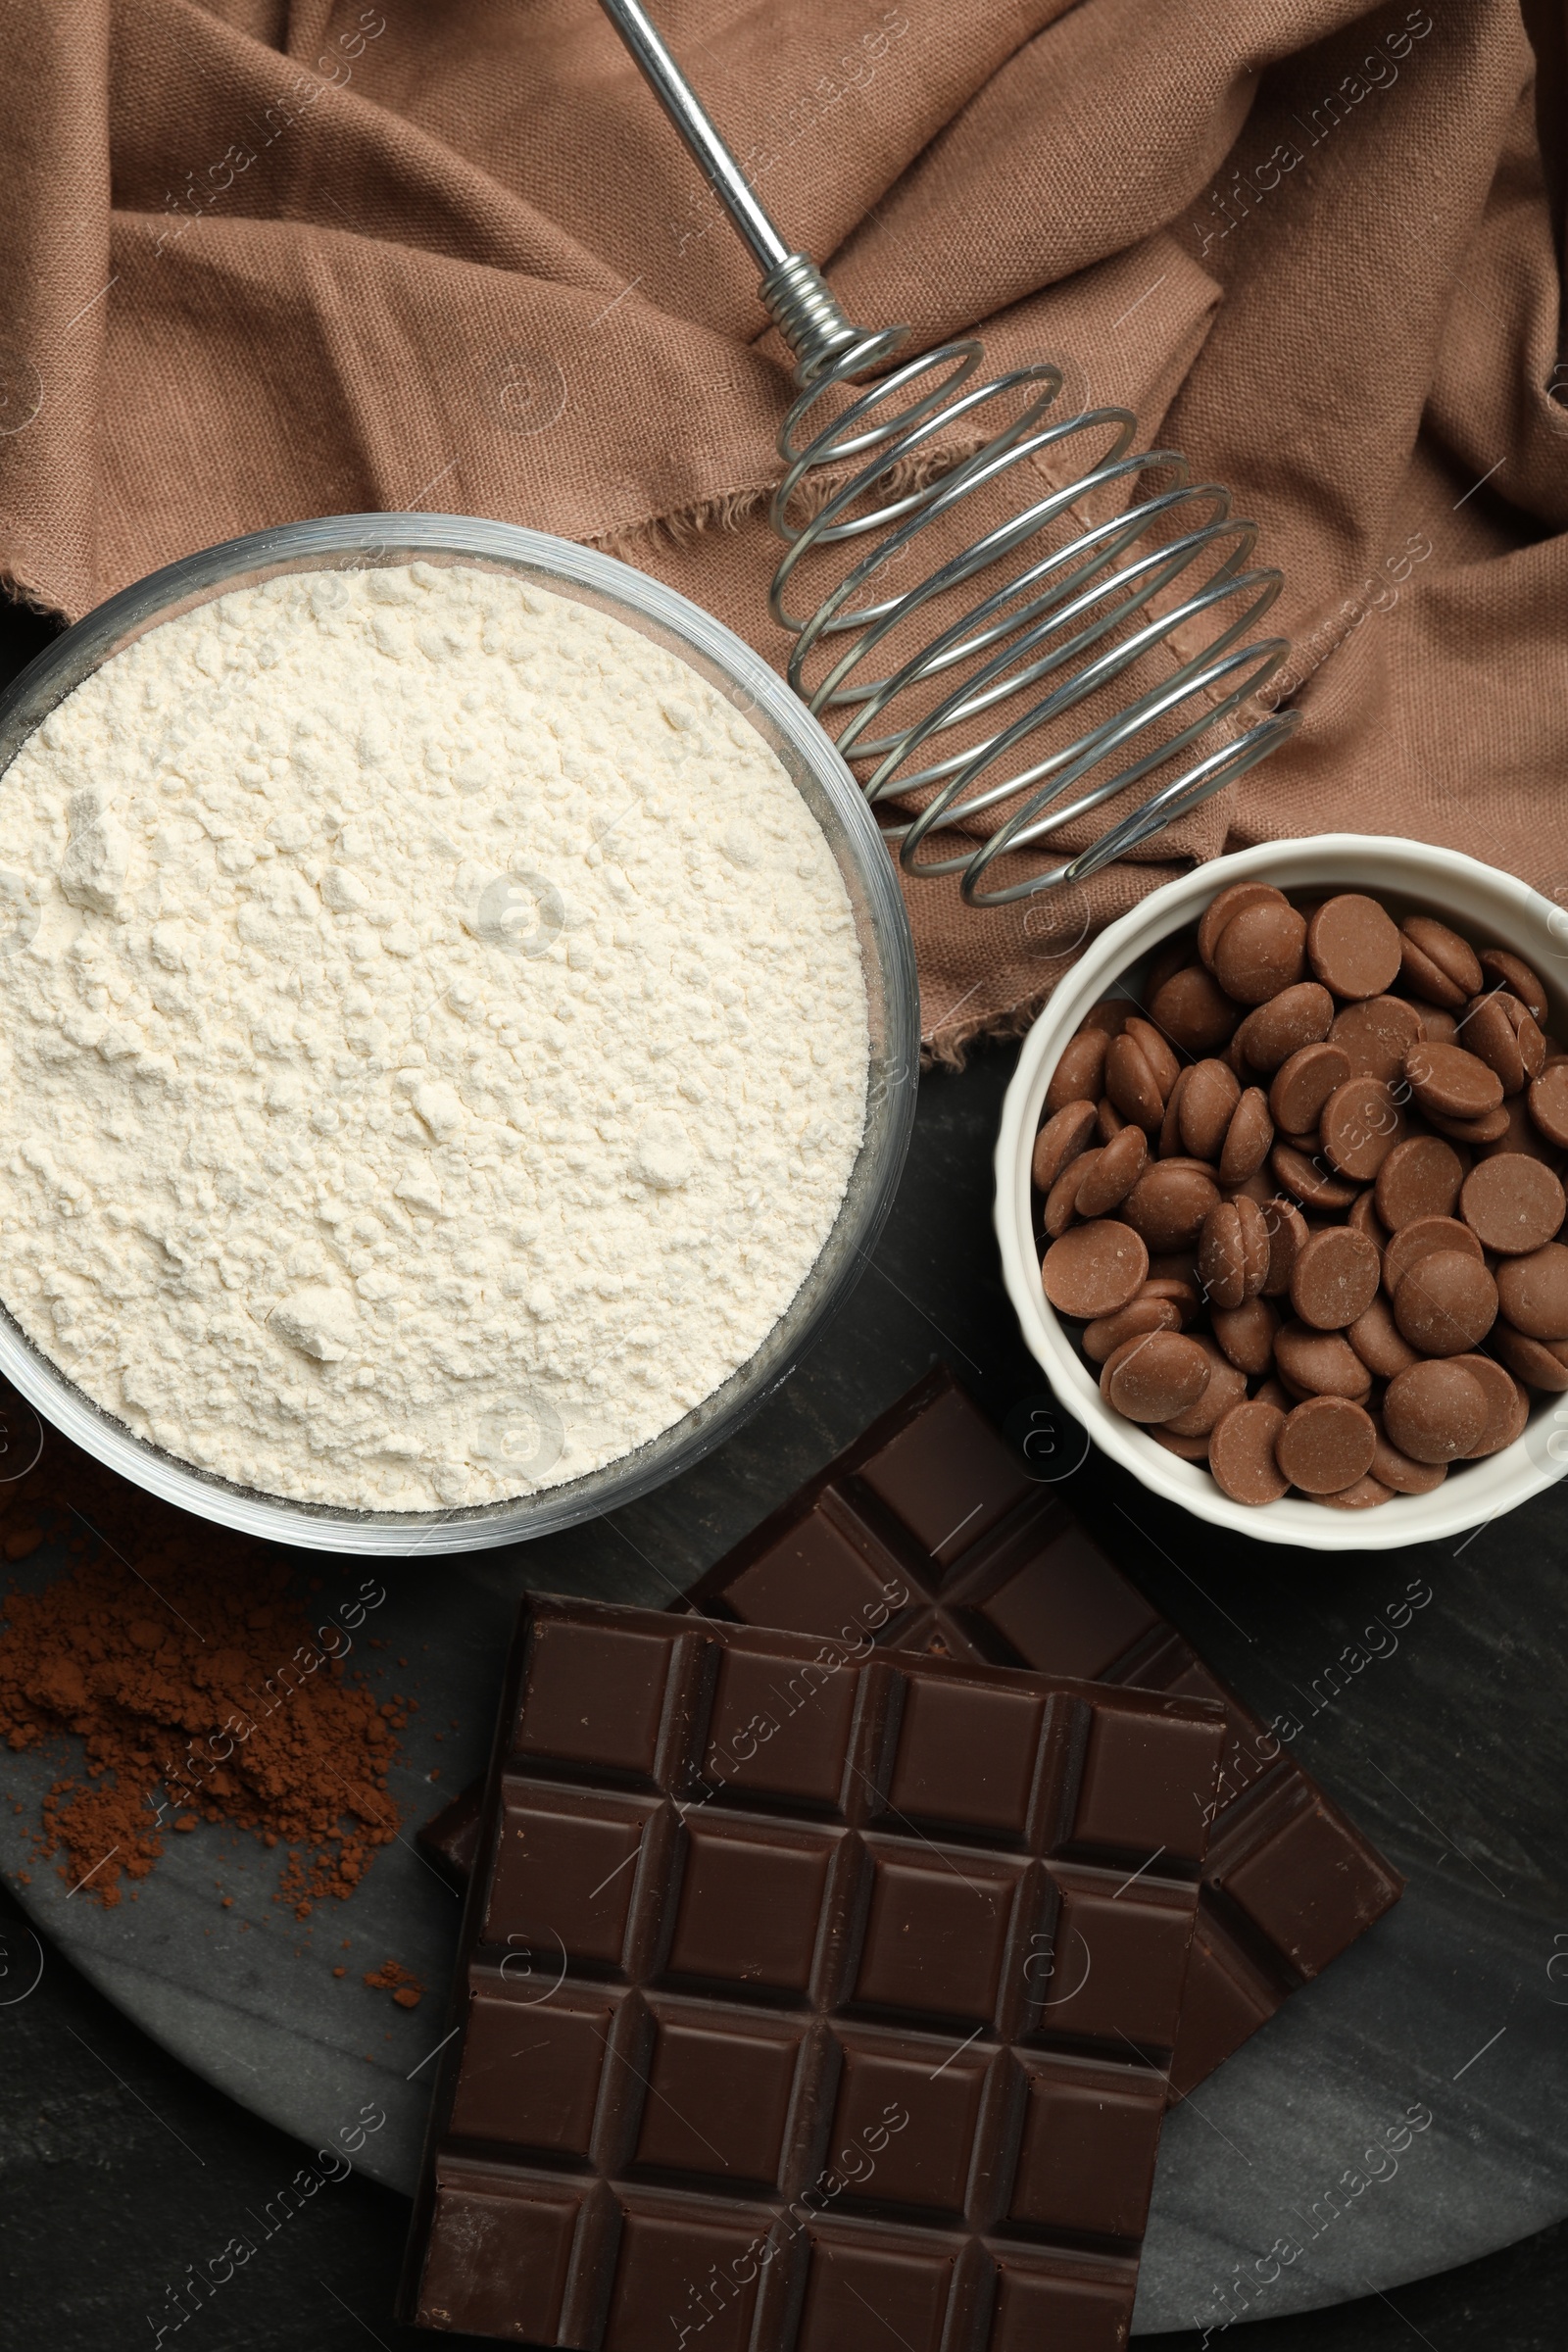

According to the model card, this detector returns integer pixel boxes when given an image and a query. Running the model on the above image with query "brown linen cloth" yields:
[1,0,1564,1059]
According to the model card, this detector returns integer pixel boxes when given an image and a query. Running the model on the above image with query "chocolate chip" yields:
[1404,1040,1504,1120]
[1142,1274,1203,1323]
[1319,1076,1406,1181]
[1447,1353,1530,1458]
[1082,1295,1182,1362]
[1383,1359,1489,1462]
[1046,1028,1109,1114]
[1195,1202,1243,1312]
[1144,935,1197,1000]
[1459,1154,1566,1254]
[1152,1152,1217,1180]
[1224,1164,1280,1208]
[1096,1097,1128,1145]
[1124,1014,1181,1102]
[1198,1198,1269,1310]
[1427,1102,1512,1146]
[1157,1064,1190,1159]
[1238,1196,1272,1292]
[1270,1142,1359,1210]
[1075,1122,1149,1217]
[1259,1195,1311,1297]
[1496,994,1547,1080]
[1044,1154,1092,1238]
[1237,982,1336,1072]
[1419,1005,1459,1045]
[1198,881,1288,969]
[1147,963,1240,1054]
[1151,1425,1212,1460]
[1528,1062,1568,1150]
[1329,994,1426,1083]
[1274,1322,1373,1399]
[1370,1422,1448,1494]
[1269,1042,1351,1136]
[1290,1226,1381,1330]
[1392,1250,1498,1355]
[1493,1324,1568,1392]
[1399,915,1483,1004]
[1103,1329,1212,1421]
[1383,1214,1483,1297]
[1042,1218,1151,1317]
[1306,895,1403,1000]
[1276,1396,1378,1493]
[1374,1135,1466,1228]
[1399,936,1468,1008]
[1315,1473,1395,1510]
[1218,1088,1274,1185]
[1348,1294,1420,1379]
[1476,1093,1563,1168]
[1105,1031,1167,1131]
[1032,1099,1099,1192]
[1348,1186,1390,1249]
[1494,1243,1568,1340]
[1161,1335,1248,1436]
[1180,1058,1242,1160]
[1122,1163,1220,1250]
[1213,900,1309,1004]
[1479,948,1548,1026]
[1079,1000,1132,1038]
[1462,994,1528,1095]
[1208,1400,1290,1504]
[1210,1294,1280,1374]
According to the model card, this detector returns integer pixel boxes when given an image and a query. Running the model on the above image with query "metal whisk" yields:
[600,0,1298,908]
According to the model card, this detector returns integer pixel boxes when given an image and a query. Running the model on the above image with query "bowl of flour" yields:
[0,516,917,1551]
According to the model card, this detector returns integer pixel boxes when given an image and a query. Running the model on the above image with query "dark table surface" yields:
[1,597,1564,2352]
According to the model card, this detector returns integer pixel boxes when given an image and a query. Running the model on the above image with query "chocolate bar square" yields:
[632,2007,808,2184]
[401,1594,1226,2345]
[483,1789,655,1965]
[416,2171,583,2340]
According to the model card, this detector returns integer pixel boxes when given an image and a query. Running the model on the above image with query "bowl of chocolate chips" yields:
[996,837,1568,1546]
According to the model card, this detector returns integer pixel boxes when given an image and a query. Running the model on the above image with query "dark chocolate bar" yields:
[402,1593,1227,2346]
[680,1368,1404,2096]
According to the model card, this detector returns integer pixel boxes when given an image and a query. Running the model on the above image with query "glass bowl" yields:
[0,515,918,1553]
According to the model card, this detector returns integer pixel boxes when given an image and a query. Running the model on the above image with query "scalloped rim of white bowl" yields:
[995,835,1568,1549]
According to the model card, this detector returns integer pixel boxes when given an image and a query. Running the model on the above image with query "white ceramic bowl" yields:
[996,835,1568,1548]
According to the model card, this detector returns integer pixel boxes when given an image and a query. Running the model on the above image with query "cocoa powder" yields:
[364,1957,426,2009]
[0,1388,403,1912]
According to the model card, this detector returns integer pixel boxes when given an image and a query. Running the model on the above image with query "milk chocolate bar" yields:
[680,1368,1404,2095]
[402,1593,1226,2346]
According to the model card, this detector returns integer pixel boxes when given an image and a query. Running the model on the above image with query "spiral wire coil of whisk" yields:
[601,0,1300,910]
[768,332,1298,906]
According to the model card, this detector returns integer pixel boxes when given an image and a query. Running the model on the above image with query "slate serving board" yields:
[1,1048,1564,2334]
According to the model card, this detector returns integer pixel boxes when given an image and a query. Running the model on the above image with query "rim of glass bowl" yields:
[0,514,918,1554]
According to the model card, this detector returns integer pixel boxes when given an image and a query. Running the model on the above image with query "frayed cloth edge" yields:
[0,563,68,626]
[586,436,991,566]
[922,960,1083,1072]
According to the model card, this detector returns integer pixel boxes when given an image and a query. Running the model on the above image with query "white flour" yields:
[0,564,867,1508]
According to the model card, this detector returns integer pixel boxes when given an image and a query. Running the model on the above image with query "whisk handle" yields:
[598,0,789,271]
[597,0,869,382]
